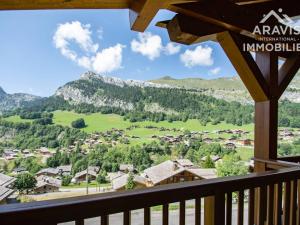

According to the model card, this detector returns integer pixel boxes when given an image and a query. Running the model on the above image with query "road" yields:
[61,204,249,225]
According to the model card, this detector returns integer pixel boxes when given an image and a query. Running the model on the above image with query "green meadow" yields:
[4,110,255,159]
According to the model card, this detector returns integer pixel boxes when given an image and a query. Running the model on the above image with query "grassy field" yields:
[51,110,254,133]
[4,110,254,134]
[3,110,255,159]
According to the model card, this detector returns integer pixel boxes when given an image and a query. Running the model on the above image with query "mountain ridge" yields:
[0,87,41,112]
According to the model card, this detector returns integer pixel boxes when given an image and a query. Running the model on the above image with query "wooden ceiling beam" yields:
[169,0,300,39]
[129,0,165,32]
[217,31,270,102]
[278,54,300,97]
[160,14,224,45]
[0,0,130,10]
[157,14,292,59]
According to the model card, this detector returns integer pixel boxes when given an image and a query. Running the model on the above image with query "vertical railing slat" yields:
[123,211,131,225]
[284,182,291,225]
[180,201,185,225]
[226,192,232,225]
[291,180,297,225]
[268,184,274,225]
[195,198,201,225]
[259,185,267,225]
[144,207,151,225]
[248,188,255,225]
[163,204,169,225]
[101,215,109,225]
[238,190,244,225]
[297,180,300,225]
[276,183,283,225]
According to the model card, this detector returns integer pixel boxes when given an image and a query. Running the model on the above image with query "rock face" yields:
[55,71,172,110]
[0,87,41,112]
[79,71,171,88]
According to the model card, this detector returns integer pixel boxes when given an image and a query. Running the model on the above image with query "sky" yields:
[0,9,237,97]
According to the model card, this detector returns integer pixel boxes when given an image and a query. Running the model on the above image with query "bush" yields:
[62,175,72,186]
[71,118,86,129]
[14,173,37,194]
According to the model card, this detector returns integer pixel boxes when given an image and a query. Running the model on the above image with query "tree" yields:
[62,175,72,186]
[216,155,248,177]
[14,173,37,194]
[96,170,107,184]
[201,155,215,168]
[71,118,86,129]
[125,173,136,190]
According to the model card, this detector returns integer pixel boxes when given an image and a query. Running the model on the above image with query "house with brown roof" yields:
[34,176,61,194]
[112,174,148,191]
[143,160,217,186]
[0,173,16,204]
[36,168,59,178]
[73,169,98,183]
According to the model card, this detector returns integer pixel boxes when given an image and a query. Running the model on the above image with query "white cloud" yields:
[180,45,214,67]
[93,44,125,73]
[131,32,163,60]
[53,21,124,74]
[53,21,98,59]
[130,32,181,60]
[164,43,181,55]
[210,67,221,75]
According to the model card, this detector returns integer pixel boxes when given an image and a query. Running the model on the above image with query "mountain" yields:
[0,87,41,112]
[53,71,253,125]
[151,73,300,104]
[55,71,173,111]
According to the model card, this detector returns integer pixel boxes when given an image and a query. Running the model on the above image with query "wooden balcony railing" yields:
[1,167,300,225]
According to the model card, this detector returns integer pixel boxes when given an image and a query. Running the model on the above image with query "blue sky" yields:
[0,10,236,97]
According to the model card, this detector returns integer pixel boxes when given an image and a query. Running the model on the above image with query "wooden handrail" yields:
[254,158,300,169]
[1,167,300,225]
[278,155,300,163]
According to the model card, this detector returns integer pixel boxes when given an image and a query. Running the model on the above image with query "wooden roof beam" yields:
[157,14,225,45]
[217,31,270,102]
[170,0,300,39]
[157,14,292,59]
[278,54,300,97]
[129,0,165,32]
[0,0,130,10]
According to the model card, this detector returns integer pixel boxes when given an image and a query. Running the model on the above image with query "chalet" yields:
[107,171,125,182]
[143,160,217,186]
[119,164,135,173]
[239,139,253,146]
[12,167,27,175]
[36,168,59,178]
[0,186,14,204]
[232,129,243,135]
[224,142,237,150]
[3,150,17,160]
[228,136,237,141]
[39,147,53,156]
[202,137,213,144]
[0,173,15,204]
[112,174,148,191]
[57,165,72,176]
[0,173,16,188]
[73,170,98,183]
[34,176,61,194]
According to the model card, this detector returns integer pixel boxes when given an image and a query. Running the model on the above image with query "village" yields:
[0,126,299,204]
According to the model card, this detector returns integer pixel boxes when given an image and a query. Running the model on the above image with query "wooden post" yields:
[254,52,279,172]
[204,196,215,225]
